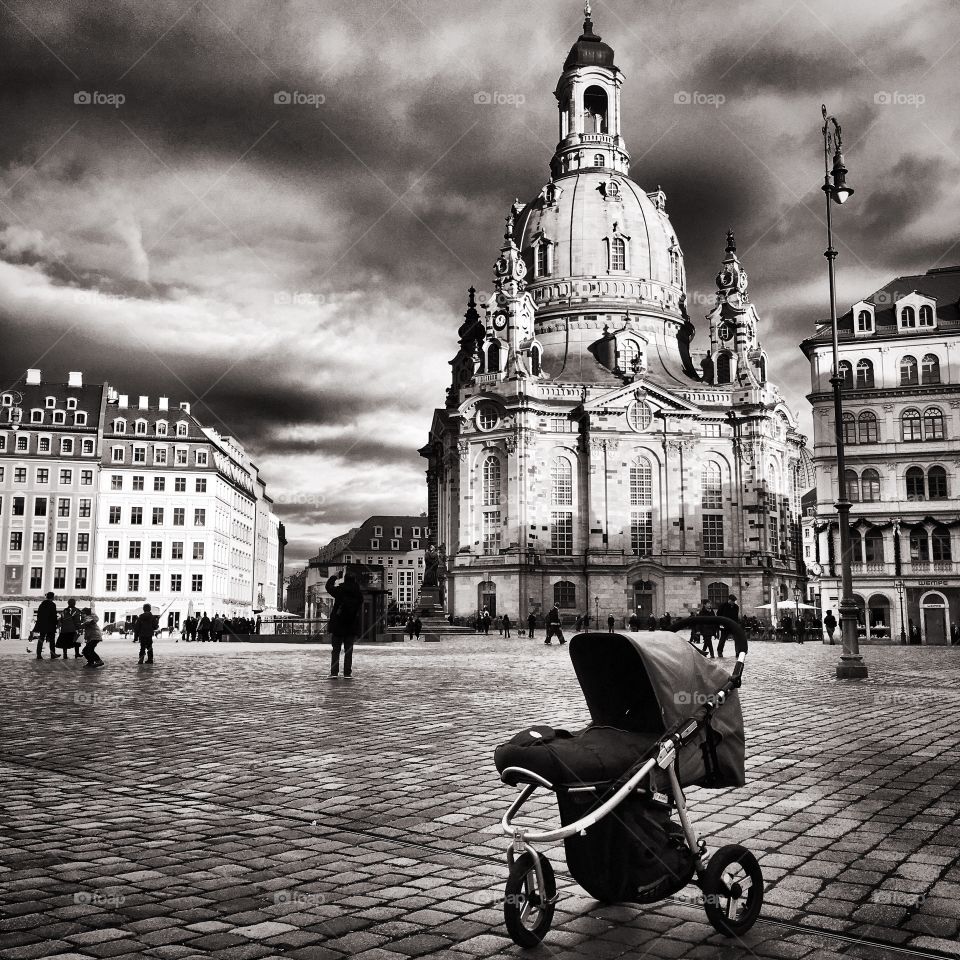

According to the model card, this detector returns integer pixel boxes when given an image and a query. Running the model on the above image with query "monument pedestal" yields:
[417,585,445,618]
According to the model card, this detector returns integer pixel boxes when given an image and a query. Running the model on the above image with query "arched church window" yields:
[757,355,767,381]
[629,457,652,507]
[701,462,722,509]
[583,86,608,133]
[486,340,501,373]
[619,339,640,374]
[481,456,501,506]
[594,153,604,167]
[536,241,551,277]
[707,582,728,610]
[715,352,732,384]
[610,237,626,272]
[530,343,542,376]
[551,457,573,505]
[476,405,499,431]
[554,580,576,609]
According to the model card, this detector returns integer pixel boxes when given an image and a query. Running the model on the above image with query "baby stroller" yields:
[494,617,762,947]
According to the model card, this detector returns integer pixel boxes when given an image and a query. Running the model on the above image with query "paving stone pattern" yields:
[1,637,958,960]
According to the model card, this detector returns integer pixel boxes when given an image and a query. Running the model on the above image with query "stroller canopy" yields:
[569,631,745,788]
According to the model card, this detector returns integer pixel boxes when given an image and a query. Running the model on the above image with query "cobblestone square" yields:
[1,637,958,960]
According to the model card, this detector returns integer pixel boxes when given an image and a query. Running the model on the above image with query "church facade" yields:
[420,6,810,624]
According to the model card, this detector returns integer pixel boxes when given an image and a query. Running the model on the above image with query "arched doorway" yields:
[921,591,948,645]
[867,594,891,642]
[633,580,655,618]
[478,580,496,618]
[706,582,729,610]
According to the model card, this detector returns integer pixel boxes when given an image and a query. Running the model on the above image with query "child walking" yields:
[79,608,104,668]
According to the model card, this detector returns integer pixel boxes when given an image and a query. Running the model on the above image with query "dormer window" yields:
[114,418,126,434]
[176,421,189,437]
[919,304,934,326]
[901,306,916,328]
[66,398,77,410]
[31,409,43,423]
[135,419,147,435]
[52,411,66,425]
[856,307,874,333]
[74,412,87,426]
[45,397,56,409]
[156,420,168,436]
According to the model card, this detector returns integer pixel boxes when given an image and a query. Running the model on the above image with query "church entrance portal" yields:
[633,580,655,619]
[478,581,496,618]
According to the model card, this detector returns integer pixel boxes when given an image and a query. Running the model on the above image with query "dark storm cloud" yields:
[3,0,959,572]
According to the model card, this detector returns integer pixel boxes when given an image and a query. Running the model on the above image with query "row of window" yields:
[847,525,953,563]
[26,410,88,426]
[838,354,942,389]
[108,506,205,525]
[4,496,92,518]
[0,434,95,455]
[3,467,95,485]
[5,395,81,411]
[110,418,190,437]
[844,466,948,502]
[9,531,91,552]
[371,524,424,538]
[110,446,208,466]
[840,407,947,444]
[110,475,207,493]
[105,540,206,560]
[104,573,203,592]
[855,304,935,333]
[24,567,87,590]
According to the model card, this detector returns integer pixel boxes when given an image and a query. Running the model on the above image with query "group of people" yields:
[178,613,260,642]
[31,594,160,666]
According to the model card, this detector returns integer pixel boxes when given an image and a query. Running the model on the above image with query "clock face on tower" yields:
[492,313,507,331]
[718,321,733,342]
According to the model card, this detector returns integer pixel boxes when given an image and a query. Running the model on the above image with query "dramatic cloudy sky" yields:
[2,0,959,571]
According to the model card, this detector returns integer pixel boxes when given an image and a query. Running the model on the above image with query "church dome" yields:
[513,170,685,315]
[563,5,615,70]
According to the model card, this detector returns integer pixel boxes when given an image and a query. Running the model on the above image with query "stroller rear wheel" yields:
[504,852,556,948]
[702,844,763,937]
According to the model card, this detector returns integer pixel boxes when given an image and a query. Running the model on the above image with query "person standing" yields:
[34,592,60,660]
[909,619,921,645]
[715,595,740,657]
[79,608,104,667]
[326,571,363,678]
[544,604,565,645]
[951,622,960,646]
[413,615,422,640]
[574,614,583,631]
[607,614,615,633]
[482,609,491,635]
[527,611,536,639]
[58,599,83,660]
[823,610,837,645]
[645,614,657,631]
[659,612,672,631]
[134,604,159,664]
[502,614,512,638]
[406,617,415,641]
[629,612,641,631]
[212,614,224,642]
[696,600,716,658]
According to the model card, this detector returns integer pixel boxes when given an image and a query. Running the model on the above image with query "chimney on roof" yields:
[26,369,41,385]
[139,395,148,410]
[179,402,191,414]
[118,394,129,409]
[107,387,118,402]
[159,397,168,412]
[68,371,83,388]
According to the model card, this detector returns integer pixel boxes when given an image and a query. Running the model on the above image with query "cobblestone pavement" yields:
[1,635,959,960]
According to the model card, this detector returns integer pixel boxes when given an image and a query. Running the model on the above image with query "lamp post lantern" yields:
[594,595,599,628]
[895,579,907,646]
[822,104,867,679]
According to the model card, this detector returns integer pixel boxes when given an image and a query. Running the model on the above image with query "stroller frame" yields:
[497,624,762,947]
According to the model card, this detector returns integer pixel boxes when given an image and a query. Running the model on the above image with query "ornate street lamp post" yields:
[822,104,867,679]
[895,578,907,646]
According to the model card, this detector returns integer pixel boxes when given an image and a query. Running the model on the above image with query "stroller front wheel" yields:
[504,852,556,948]
[702,844,764,937]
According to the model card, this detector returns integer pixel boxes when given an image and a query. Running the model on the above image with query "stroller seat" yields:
[494,724,661,788]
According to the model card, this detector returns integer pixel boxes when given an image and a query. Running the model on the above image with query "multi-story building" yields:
[0,370,105,640]
[800,264,960,644]
[0,369,282,636]
[421,10,810,623]
[304,517,427,618]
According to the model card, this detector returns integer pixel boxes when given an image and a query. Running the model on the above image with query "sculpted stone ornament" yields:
[457,440,469,461]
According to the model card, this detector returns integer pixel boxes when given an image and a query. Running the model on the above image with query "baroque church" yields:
[420,4,810,623]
